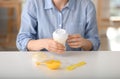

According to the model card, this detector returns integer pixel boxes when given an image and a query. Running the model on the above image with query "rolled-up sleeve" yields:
[16,0,37,51]
[85,1,100,50]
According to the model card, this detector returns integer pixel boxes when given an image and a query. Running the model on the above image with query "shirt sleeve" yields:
[85,0,100,51]
[16,0,38,51]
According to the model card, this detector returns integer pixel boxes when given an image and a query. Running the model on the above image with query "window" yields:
[110,0,120,16]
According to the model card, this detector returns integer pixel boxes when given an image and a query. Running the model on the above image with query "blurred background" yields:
[0,0,120,51]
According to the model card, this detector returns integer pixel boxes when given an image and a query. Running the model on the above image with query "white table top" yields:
[0,51,120,79]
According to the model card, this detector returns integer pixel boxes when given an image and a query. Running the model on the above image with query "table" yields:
[0,51,120,79]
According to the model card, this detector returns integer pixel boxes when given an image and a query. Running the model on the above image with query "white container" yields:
[53,29,68,46]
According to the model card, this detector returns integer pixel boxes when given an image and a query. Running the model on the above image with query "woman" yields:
[16,0,100,53]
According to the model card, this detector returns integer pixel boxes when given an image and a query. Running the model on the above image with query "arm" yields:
[27,39,65,54]
[67,34,93,51]
[16,0,65,53]
[85,0,100,50]
[16,0,37,51]
[67,1,100,51]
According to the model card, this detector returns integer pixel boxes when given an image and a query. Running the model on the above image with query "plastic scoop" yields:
[32,52,61,70]
[35,59,61,70]
[66,61,86,71]
[45,60,61,70]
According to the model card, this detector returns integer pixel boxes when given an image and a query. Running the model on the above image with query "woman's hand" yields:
[45,39,65,54]
[67,34,93,51]
[27,38,65,54]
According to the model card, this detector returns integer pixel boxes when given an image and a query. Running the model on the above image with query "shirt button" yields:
[59,24,62,27]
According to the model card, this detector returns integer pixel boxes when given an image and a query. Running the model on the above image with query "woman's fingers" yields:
[67,34,84,48]
[68,34,81,39]
[68,38,80,43]
[47,41,65,54]
[50,42,65,50]
[48,47,65,54]
[68,41,82,48]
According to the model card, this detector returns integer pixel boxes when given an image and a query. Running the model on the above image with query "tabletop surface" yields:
[0,51,120,79]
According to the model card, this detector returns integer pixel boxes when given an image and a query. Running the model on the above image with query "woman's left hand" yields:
[67,34,93,50]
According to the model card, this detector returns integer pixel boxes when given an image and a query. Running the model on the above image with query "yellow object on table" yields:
[66,61,86,71]
[45,60,61,70]
[32,52,86,70]
[32,52,61,70]
[32,52,49,66]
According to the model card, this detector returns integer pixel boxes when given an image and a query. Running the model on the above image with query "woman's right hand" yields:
[27,39,65,54]
[44,39,65,54]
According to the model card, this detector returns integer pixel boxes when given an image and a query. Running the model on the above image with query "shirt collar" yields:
[44,0,54,9]
[44,0,75,10]
[65,0,75,9]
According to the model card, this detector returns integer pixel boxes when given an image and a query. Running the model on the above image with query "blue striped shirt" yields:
[16,0,100,51]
